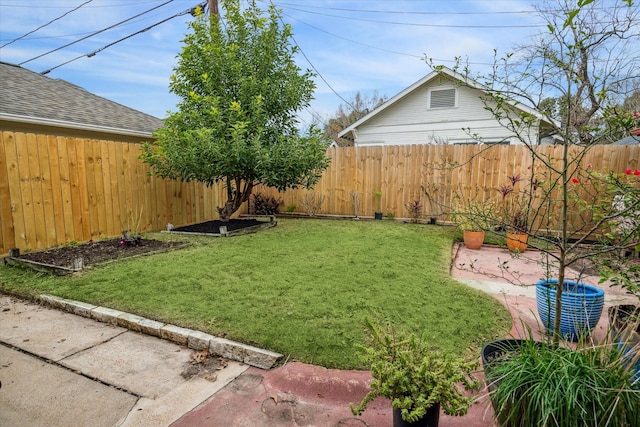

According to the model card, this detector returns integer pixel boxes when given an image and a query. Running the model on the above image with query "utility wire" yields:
[273,1,536,16]
[20,0,175,66]
[1,0,94,49]
[40,2,206,75]
[288,31,357,113]
[280,9,422,59]
[276,5,545,28]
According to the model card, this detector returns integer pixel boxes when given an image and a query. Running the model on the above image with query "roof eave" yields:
[0,112,158,138]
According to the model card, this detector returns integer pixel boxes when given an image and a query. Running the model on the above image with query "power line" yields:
[287,31,357,113]
[274,1,537,16]
[1,0,93,49]
[0,1,161,8]
[275,5,545,29]
[281,8,487,68]
[19,0,176,66]
[280,10,422,59]
[40,2,206,75]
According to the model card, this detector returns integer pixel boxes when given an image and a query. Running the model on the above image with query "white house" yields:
[338,66,558,146]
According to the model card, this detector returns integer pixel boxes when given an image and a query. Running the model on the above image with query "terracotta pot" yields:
[506,232,528,253]
[631,128,640,136]
[463,230,484,250]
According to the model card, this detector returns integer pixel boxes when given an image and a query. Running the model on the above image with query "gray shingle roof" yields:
[611,136,640,145]
[0,62,163,135]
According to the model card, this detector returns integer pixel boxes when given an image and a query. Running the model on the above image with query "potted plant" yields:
[423,183,443,225]
[505,207,529,253]
[481,334,639,426]
[373,190,383,220]
[495,174,534,253]
[450,197,494,250]
[351,319,479,426]
[535,279,605,341]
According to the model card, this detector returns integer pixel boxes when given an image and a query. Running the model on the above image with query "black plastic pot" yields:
[609,304,640,384]
[481,339,531,391]
[481,339,545,427]
[392,403,440,427]
[374,212,383,220]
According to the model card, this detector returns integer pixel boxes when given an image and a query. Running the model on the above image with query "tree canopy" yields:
[324,91,387,147]
[141,0,330,221]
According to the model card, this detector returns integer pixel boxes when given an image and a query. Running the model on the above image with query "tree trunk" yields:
[217,202,235,222]
[216,180,254,222]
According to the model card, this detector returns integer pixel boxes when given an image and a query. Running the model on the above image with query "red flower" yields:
[635,170,640,176]
[626,168,633,175]
[571,178,580,184]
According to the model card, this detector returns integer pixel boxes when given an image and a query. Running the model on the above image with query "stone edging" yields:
[38,294,283,370]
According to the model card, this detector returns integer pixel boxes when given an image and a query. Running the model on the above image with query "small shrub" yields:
[405,199,423,223]
[385,212,396,220]
[300,190,325,216]
[351,319,479,422]
[349,190,362,218]
[284,203,297,213]
[252,193,282,215]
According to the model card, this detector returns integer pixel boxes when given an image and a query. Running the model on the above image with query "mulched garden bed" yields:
[6,238,187,274]
[170,218,276,236]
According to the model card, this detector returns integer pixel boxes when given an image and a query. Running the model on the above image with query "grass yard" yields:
[0,219,511,369]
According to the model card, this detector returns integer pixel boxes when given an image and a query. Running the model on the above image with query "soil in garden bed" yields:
[172,218,265,234]
[17,238,182,269]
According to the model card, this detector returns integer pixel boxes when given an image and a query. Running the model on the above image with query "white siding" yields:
[353,78,539,146]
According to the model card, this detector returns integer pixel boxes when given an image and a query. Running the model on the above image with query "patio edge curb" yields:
[37,294,283,369]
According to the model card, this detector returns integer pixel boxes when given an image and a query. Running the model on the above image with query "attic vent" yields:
[429,88,456,109]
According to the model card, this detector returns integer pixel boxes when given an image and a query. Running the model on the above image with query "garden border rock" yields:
[37,294,283,369]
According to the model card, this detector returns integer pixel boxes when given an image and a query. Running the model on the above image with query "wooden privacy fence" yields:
[1,130,639,256]
[256,144,640,221]
[0,131,229,256]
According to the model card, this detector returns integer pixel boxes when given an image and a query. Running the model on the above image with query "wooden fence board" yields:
[37,134,57,248]
[18,133,37,250]
[47,135,66,245]
[0,132,16,251]
[55,135,74,242]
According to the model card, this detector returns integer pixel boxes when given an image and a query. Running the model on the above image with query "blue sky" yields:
[0,0,544,128]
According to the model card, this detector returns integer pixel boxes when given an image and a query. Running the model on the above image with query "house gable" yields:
[339,67,552,146]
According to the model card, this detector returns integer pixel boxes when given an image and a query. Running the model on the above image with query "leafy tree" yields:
[141,0,330,221]
[324,91,387,147]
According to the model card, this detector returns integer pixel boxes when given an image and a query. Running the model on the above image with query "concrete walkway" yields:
[1,244,636,426]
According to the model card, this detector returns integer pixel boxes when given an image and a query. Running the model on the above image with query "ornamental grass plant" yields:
[486,331,640,427]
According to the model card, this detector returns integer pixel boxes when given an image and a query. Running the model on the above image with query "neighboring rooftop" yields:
[0,62,163,136]
[611,135,640,145]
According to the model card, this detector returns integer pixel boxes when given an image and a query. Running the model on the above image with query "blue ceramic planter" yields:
[536,279,605,341]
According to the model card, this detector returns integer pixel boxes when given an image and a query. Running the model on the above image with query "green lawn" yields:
[0,219,511,369]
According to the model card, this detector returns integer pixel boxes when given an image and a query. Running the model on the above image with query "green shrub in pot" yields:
[351,319,479,424]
